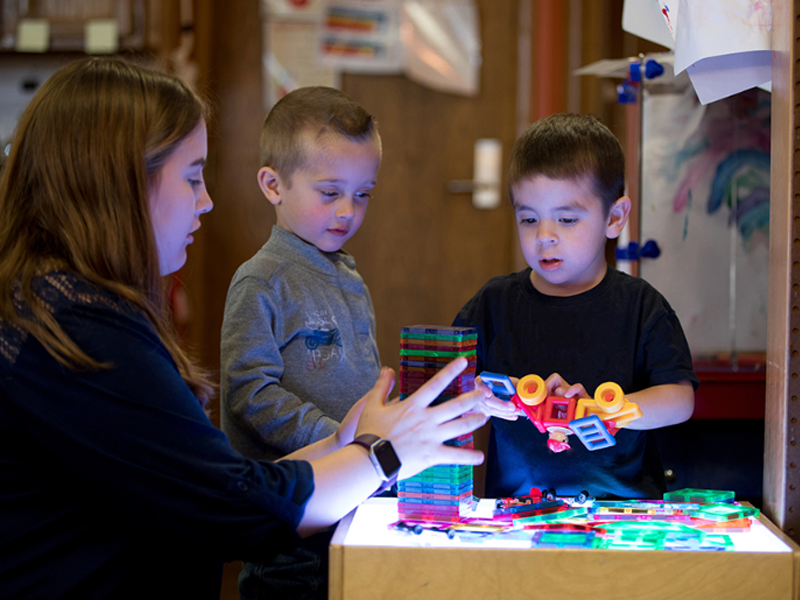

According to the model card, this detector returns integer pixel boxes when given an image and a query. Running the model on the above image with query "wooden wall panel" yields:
[191,0,270,424]
[764,0,800,542]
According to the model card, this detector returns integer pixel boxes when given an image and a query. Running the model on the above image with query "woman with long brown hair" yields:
[0,57,486,598]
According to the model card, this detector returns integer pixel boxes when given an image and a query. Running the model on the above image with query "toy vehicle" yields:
[479,371,642,453]
[390,519,510,539]
[391,520,458,539]
[304,328,342,350]
[492,488,595,525]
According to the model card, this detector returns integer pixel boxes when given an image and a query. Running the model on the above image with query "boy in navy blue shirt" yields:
[454,113,697,500]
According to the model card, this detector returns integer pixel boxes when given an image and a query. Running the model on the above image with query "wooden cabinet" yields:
[0,0,177,54]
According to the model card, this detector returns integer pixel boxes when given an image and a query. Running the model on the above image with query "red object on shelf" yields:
[691,355,766,420]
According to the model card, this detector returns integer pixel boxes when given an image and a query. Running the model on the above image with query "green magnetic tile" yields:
[599,538,665,550]
[687,503,760,522]
[663,488,735,503]
[513,507,588,526]
[531,531,599,549]
[400,332,478,341]
[600,521,698,535]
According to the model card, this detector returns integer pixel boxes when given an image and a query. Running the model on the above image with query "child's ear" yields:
[606,196,631,239]
[257,167,282,206]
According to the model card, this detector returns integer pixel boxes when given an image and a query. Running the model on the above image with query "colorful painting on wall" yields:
[638,86,770,356]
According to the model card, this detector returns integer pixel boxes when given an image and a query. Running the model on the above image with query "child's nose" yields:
[537,223,557,244]
[336,197,355,219]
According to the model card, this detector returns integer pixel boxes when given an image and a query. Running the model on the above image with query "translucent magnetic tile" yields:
[531,531,599,549]
[401,325,478,339]
[688,503,761,522]
[600,520,699,534]
[663,488,735,503]
[513,507,588,527]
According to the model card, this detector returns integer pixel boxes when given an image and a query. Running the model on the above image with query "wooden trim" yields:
[765,0,800,542]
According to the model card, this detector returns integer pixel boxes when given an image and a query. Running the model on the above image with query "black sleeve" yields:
[4,301,314,559]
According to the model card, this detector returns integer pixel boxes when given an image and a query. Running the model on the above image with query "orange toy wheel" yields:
[516,374,547,406]
[594,382,625,413]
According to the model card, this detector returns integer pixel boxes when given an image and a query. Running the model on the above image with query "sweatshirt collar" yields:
[268,225,357,274]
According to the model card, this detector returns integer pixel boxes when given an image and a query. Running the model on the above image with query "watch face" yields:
[373,440,401,479]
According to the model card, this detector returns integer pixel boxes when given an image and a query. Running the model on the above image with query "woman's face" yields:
[149,120,213,276]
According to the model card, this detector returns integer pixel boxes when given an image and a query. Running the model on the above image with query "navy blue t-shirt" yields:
[454,267,698,500]
[0,271,315,599]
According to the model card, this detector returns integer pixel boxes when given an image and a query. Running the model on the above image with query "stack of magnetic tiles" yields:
[397,325,478,522]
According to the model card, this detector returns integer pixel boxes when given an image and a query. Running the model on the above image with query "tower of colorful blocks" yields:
[397,325,477,522]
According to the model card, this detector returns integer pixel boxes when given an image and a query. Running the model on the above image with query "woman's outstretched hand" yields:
[293,357,487,535]
[354,356,488,480]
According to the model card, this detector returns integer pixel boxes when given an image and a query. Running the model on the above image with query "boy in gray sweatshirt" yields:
[220,86,382,600]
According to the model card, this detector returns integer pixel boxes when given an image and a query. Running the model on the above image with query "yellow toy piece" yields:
[604,401,642,428]
[594,381,625,413]
[574,382,642,429]
[516,374,547,406]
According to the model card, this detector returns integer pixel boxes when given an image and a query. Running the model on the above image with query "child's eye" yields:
[320,190,339,199]
[519,217,537,225]
[560,217,578,225]
[355,191,371,200]
[189,178,202,188]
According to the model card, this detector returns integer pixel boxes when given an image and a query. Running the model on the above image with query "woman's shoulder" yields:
[4,270,145,347]
[29,270,140,320]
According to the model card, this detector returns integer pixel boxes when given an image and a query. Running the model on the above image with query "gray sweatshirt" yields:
[220,226,381,461]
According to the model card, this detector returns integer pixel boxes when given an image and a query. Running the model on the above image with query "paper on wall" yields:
[658,0,772,105]
[621,0,674,50]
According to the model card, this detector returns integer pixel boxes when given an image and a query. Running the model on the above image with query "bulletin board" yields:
[638,86,770,357]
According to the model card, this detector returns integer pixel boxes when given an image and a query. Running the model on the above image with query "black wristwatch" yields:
[350,434,401,495]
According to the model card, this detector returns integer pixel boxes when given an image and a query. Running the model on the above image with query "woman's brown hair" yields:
[0,57,213,404]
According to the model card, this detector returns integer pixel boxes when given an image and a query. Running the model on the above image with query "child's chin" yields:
[317,238,347,253]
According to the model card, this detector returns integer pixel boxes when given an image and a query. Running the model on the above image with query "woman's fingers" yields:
[433,445,485,466]
[430,410,488,442]
[426,389,484,425]
[361,367,395,408]
[399,356,468,408]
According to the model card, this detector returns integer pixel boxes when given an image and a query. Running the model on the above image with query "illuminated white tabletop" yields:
[338,497,793,553]
[330,498,800,600]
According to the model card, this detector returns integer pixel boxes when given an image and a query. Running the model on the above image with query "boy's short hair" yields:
[260,86,379,183]
[509,113,625,214]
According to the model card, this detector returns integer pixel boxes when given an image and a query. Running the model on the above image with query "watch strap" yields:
[351,434,380,451]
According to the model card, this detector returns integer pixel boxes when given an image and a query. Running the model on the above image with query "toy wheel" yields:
[542,488,556,502]
[575,490,590,504]
[516,374,546,406]
[447,529,457,539]
[413,525,423,535]
[594,382,624,413]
